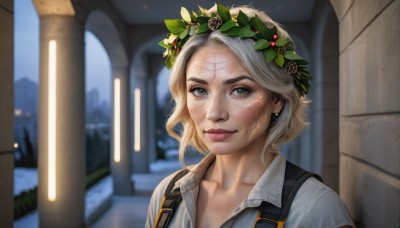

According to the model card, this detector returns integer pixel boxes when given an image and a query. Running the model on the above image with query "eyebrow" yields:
[186,75,255,85]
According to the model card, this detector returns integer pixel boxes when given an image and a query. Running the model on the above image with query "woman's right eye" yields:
[189,87,208,97]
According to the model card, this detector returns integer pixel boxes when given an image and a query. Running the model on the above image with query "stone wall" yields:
[331,0,400,226]
[0,0,14,226]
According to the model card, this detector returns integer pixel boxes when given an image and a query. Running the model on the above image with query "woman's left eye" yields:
[231,87,252,96]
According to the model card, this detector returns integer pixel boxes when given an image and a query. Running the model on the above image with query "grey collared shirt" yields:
[146,153,355,228]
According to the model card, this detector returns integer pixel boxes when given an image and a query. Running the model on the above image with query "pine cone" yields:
[277,46,287,55]
[208,17,222,31]
[284,61,298,74]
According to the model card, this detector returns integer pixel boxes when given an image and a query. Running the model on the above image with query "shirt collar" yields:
[247,153,285,208]
[174,152,286,208]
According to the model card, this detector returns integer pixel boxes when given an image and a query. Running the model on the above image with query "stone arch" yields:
[130,33,166,172]
[309,1,340,191]
[85,9,132,195]
[85,10,128,68]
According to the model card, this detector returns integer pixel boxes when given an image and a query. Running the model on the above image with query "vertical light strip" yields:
[114,78,121,162]
[48,40,57,201]
[134,88,141,152]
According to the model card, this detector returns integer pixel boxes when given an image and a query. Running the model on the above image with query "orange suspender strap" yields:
[154,169,189,228]
[253,161,323,228]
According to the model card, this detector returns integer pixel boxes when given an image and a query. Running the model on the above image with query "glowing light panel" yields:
[114,78,121,162]
[134,88,140,152]
[48,40,57,201]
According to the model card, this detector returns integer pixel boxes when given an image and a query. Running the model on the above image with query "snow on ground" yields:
[14,170,113,227]
[84,176,112,221]
[14,159,187,226]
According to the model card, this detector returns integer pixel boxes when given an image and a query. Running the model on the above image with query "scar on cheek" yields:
[247,112,269,142]
[236,95,265,112]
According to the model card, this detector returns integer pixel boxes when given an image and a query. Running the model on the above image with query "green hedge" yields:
[85,166,110,190]
[14,187,38,220]
[14,166,110,220]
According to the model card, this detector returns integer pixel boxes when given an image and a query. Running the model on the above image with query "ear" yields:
[272,97,285,114]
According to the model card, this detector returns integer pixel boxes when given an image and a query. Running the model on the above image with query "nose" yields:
[206,94,228,122]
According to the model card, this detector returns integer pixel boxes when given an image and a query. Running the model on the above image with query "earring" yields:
[271,113,279,122]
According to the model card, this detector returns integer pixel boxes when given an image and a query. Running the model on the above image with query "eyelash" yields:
[188,86,253,97]
[189,86,208,96]
[231,86,253,97]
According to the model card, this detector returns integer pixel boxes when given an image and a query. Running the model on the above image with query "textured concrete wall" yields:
[331,0,400,226]
[0,0,14,226]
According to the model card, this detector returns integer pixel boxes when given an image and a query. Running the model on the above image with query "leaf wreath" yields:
[159,4,312,96]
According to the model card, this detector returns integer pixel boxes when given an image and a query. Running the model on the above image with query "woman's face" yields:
[186,45,283,156]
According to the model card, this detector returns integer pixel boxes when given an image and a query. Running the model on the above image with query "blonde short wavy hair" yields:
[166,6,308,164]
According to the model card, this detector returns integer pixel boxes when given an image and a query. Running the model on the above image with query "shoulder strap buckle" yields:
[254,211,285,228]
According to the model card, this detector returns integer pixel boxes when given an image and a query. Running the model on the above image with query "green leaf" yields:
[254,39,270,51]
[300,83,308,93]
[293,59,308,65]
[158,39,168,48]
[178,29,188,39]
[239,25,256,38]
[284,51,303,60]
[197,16,210,24]
[275,54,284,67]
[197,23,209,33]
[249,15,267,37]
[265,26,277,40]
[165,19,186,34]
[198,5,209,16]
[276,37,288,47]
[217,4,231,22]
[180,7,192,23]
[237,10,249,26]
[264,48,276,62]
[224,27,241,36]
[220,21,237,32]
[166,55,173,69]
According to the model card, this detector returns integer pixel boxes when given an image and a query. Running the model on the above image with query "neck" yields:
[205,151,275,189]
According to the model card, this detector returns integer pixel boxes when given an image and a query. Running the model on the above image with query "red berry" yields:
[273,35,278,40]
[271,42,276,47]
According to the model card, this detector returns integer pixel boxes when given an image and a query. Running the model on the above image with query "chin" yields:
[207,144,236,155]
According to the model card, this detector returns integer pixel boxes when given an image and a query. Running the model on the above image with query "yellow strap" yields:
[253,211,286,228]
[154,196,167,228]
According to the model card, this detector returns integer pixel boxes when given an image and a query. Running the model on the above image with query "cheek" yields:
[232,96,271,135]
[187,97,206,126]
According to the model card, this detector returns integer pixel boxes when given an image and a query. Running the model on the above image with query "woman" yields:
[146,4,355,228]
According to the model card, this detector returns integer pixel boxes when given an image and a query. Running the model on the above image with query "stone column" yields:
[37,15,85,227]
[0,1,14,227]
[147,55,164,164]
[132,77,150,173]
[111,66,133,195]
